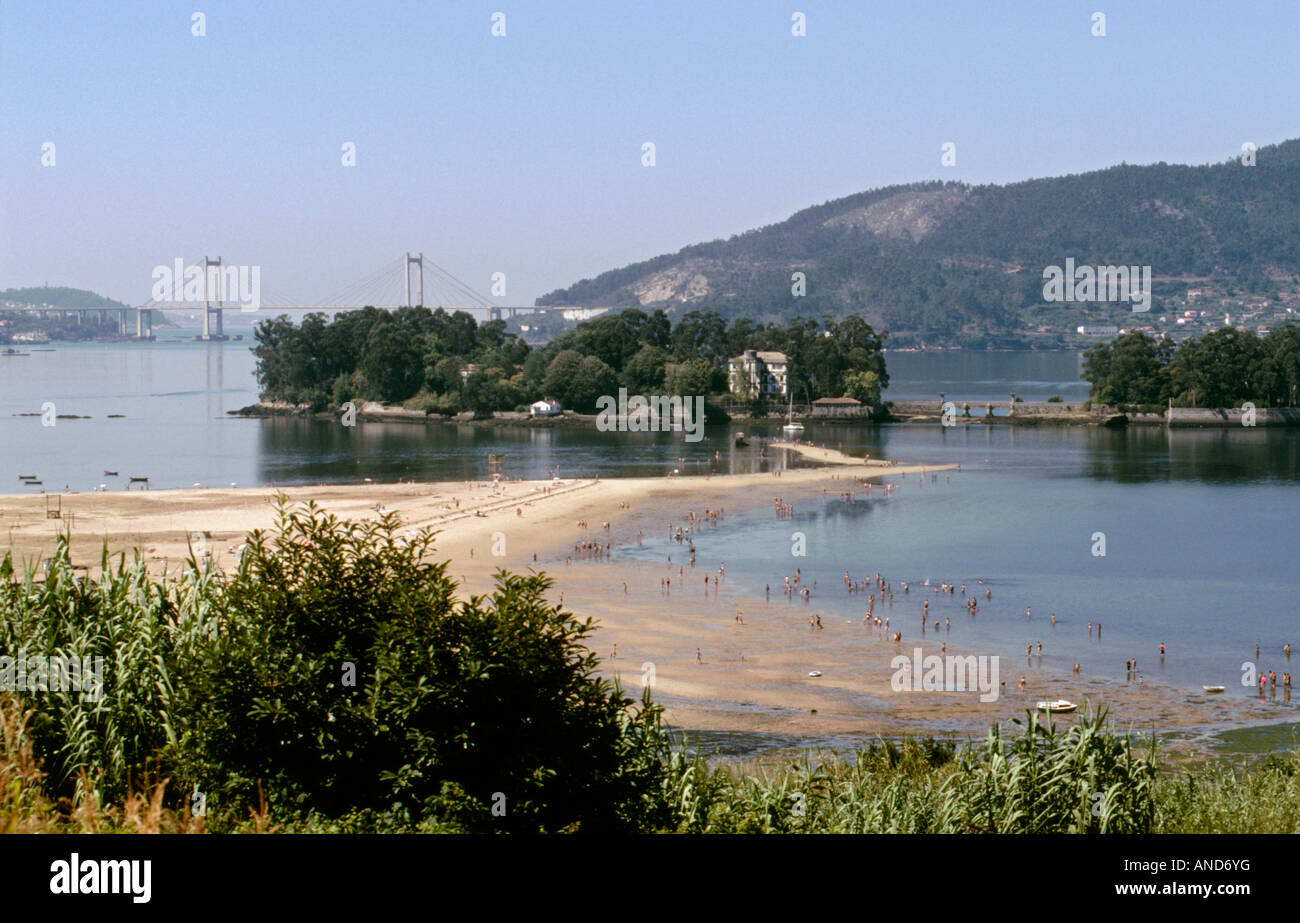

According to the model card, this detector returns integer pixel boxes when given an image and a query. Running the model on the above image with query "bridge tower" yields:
[201,256,227,340]
[404,252,425,308]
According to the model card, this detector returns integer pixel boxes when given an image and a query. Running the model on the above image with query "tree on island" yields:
[252,305,891,414]
[1082,323,1300,408]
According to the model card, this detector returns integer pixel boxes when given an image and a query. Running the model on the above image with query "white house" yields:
[530,399,563,417]
[727,349,789,399]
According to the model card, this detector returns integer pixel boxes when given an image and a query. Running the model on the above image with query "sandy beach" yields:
[0,451,1267,759]
[0,449,939,579]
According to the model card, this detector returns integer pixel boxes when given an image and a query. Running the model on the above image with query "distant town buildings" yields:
[1076,325,1119,337]
[727,349,789,399]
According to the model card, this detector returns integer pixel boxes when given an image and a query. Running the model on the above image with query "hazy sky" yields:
[3,0,1298,307]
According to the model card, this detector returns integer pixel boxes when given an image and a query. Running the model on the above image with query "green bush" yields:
[0,501,672,832]
[400,389,441,414]
[193,500,671,831]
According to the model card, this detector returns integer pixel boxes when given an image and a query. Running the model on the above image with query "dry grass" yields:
[0,694,206,833]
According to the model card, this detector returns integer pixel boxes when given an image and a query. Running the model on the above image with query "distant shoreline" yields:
[229,399,1300,428]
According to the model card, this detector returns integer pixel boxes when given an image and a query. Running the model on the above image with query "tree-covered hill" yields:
[0,286,128,308]
[537,141,1300,347]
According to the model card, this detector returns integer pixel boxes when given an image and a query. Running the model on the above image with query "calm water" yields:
[0,336,1092,490]
[2,331,1297,721]
[624,424,1299,697]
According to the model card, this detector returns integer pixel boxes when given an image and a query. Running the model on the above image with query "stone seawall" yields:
[887,400,1097,417]
[1166,407,1300,427]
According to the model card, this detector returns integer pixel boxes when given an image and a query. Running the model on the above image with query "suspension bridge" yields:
[0,253,596,340]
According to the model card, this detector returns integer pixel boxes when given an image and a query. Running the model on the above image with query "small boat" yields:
[782,390,804,438]
[1036,699,1078,713]
[1203,685,1226,694]
[808,671,823,677]
[104,470,118,476]
[18,474,36,480]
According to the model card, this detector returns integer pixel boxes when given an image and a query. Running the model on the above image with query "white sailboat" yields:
[782,388,803,438]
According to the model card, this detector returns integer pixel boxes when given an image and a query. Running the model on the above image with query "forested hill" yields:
[537,141,1300,347]
[0,286,127,308]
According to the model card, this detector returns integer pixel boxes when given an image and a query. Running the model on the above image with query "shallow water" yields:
[622,427,1299,700]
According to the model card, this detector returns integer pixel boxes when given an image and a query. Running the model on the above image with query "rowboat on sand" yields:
[1036,699,1078,713]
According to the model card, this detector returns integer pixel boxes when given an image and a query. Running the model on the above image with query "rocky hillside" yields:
[538,141,1300,347]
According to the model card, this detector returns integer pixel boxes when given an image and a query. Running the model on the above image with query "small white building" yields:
[530,399,563,417]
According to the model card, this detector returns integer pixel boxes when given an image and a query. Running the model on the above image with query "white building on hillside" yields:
[727,349,789,399]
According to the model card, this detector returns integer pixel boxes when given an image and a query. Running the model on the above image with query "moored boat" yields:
[1036,699,1078,713]
[782,391,804,437]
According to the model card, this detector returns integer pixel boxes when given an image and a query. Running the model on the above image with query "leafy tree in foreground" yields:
[191,499,671,832]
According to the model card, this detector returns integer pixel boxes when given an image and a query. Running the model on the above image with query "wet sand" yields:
[550,487,1270,761]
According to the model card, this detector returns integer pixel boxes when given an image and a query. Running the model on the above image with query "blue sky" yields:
[2,0,1297,307]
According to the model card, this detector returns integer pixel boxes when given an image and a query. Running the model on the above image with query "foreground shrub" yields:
[191,499,671,831]
[0,500,671,832]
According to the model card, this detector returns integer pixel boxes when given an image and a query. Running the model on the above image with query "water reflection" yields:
[250,415,1300,488]
[1083,427,1300,484]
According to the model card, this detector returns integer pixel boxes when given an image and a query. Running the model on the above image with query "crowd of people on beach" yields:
[548,456,1295,723]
